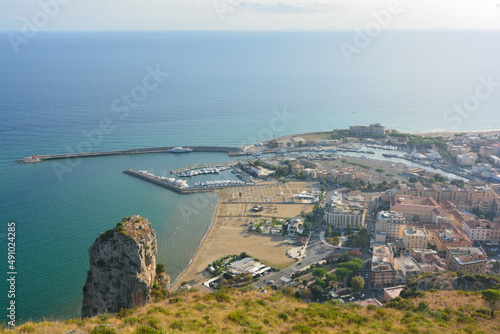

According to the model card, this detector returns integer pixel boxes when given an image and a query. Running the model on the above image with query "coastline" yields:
[172,192,221,288]
[172,182,311,289]
[409,129,500,138]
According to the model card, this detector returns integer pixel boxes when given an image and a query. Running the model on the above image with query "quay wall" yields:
[18,146,241,163]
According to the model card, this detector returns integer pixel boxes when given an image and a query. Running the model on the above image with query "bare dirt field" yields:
[173,182,316,288]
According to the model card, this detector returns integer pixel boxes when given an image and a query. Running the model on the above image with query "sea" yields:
[1,31,499,322]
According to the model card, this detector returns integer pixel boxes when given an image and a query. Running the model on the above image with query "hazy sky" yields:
[1,0,500,31]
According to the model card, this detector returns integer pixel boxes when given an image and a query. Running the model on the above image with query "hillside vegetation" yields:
[3,287,500,334]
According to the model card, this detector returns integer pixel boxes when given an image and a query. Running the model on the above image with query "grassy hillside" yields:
[3,287,500,334]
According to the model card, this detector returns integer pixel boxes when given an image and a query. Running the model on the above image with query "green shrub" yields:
[116,307,134,318]
[170,321,184,330]
[227,310,250,326]
[291,323,314,333]
[169,297,182,304]
[147,306,169,315]
[278,312,289,321]
[90,325,117,334]
[19,325,35,333]
[123,317,139,325]
[135,326,161,334]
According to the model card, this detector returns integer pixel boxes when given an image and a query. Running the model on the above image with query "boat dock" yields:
[17,146,242,163]
[123,169,254,194]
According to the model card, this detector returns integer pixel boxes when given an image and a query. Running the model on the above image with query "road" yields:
[254,191,383,303]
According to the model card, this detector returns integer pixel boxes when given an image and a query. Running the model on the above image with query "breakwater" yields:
[17,146,241,163]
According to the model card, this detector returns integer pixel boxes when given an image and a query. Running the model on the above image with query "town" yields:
[127,124,500,306]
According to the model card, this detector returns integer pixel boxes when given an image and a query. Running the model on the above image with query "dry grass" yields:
[4,289,500,334]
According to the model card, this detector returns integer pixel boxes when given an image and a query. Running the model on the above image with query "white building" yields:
[324,204,366,229]
[456,153,477,166]
[376,211,407,241]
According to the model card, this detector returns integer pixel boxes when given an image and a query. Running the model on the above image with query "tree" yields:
[286,142,292,147]
[240,252,249,259]
[311,268,327,279]
[283,287,295,297]
[433,173,445,182]
[481,289,500,318]
[325,273,338,283]
[409,176,418,183]
[315,279,327,288]
[341,159,347,167]
[351,276,364,293]
[331,236,340,245]
[156,262,166,274]
[238,192,242,200]
[335,267,352,280]
[310,285,323,298]
[427,177,436,184]
[375,169,385,178]
[493,261,500,271]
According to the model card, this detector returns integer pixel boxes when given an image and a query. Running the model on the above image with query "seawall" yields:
[17,146,241,163]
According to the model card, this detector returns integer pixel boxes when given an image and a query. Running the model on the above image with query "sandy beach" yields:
[173,181,316,288]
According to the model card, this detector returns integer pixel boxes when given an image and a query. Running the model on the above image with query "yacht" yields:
[169,147,193,153]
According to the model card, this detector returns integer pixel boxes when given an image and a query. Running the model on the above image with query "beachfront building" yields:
[228,257,272,277]
[376,211,407,241]
[445,247,488,274]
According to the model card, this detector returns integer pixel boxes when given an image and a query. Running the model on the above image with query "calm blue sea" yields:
[1,31,499,321]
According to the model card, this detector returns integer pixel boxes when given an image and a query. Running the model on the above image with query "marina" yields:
[123,169,254,194]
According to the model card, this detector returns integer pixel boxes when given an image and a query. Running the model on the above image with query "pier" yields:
[17,146,242,163]
[123,169,254,194]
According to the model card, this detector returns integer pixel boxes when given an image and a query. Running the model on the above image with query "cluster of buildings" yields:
[323,192,367,229]
[446,134,500,181]
[382,182,500,221]
[368,188,497,288]
[349,123,387,136]
[369,243,488,288]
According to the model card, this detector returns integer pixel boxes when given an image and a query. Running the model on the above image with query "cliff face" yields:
[81,215,169,318]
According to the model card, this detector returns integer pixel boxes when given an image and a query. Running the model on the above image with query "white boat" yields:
[252,151,262,156]
[169,147,193,153]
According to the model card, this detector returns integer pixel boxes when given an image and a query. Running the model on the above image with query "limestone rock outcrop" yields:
[81,215,169,317]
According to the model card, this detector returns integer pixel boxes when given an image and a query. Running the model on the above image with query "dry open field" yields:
[174,182,316,288]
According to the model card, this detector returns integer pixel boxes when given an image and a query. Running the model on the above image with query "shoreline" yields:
[172,192,221,288]
[171,182,311,289]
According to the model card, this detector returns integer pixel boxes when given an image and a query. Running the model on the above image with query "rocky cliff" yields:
[81,215,170,318]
